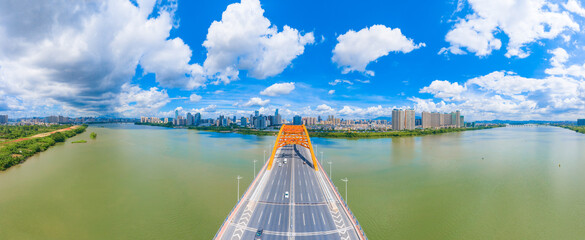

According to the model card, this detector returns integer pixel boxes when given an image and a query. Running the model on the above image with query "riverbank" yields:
[135,122,502,139]
[558,125,585,134]
[0,125,87,171]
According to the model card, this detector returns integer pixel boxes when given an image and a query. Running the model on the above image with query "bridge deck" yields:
[215,144,362,240]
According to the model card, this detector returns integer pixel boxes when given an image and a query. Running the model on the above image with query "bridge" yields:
[214,125,367,240]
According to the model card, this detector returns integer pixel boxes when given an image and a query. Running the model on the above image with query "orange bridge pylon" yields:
[268,124,318,171]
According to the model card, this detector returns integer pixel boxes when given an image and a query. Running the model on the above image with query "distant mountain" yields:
[476,120,576,124]
[372,116,392,121]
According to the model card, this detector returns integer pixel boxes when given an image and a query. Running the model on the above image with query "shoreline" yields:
[0,125,88,171]
[135,122,503,139]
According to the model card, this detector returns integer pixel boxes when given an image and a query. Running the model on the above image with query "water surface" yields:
[0,124,583,239]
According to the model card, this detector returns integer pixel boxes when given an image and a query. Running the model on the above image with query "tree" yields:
[50,132,66,142]
[90,132,97,139]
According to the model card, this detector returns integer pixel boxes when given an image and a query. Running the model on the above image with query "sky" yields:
[1,0,585,121]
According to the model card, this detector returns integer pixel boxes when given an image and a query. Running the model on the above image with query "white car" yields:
[279,163,282,167]
[284,191,289,199]
[283,158,287,164]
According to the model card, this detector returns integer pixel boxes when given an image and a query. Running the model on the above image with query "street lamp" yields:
[236,175,243,201]
[327,161,332,180]
[253,160,257,178]
[320,151,324,164]
[341,178,348,204]
[263,150,266,164]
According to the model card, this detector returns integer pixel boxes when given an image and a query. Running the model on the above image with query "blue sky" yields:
[1,0,585,120]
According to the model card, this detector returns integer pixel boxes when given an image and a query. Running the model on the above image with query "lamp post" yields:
[253,160,257,178]
[341,178,348,204]
[320,151,324,164]
[327,161,332,180]
[236,175,243,201]
[263,150,266,164]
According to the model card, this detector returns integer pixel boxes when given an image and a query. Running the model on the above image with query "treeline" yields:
[0,125,87,171]
[135,122,174,128]
[0,124,72,140]
[308,125,503,139]
[188,126,277,136]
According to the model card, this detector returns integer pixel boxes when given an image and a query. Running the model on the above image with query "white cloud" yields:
[545,47,585,78]
[332,25,424,75]
[189,93,202,102]
[242,97,270,107]
[338,105,394,118]
[443,0,580,58]
[115,83,171,117]
[202,0,314,84]
[260,82,296,96]
[329,79,353,86]
[0,0,201,115]
[415,69,585,120]
[420,80,466,100]
[316,104,335,112]
[355,79,370,84]
[564,0,585,17]
[328,90,335,95]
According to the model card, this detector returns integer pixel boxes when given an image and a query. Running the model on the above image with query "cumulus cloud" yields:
[242,97,270,107]
[420,80,467,100]
[260,82,295,96]
[115,83,171,117]
[564,0,585,17]
[442,0,580,58]
[338,105,394,118]
[332,25,424,75]
[328,90,335,95]
[415,68,585,120]
[202,0,314,84]
[0,0,201,116]
[189,93,202,102]
[545,47,585,78]
[316,104,335,112]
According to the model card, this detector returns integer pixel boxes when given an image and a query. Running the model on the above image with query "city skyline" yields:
[2,0,585,121]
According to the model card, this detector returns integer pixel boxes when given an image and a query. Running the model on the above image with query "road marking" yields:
[303,213,306,226]
[321,212,326,224]
[312,213,316,225]
[258,210,264,224]
[268,212,272,223]
[278,213,281,226]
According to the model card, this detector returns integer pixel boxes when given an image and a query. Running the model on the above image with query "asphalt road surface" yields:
[216,145,362,240]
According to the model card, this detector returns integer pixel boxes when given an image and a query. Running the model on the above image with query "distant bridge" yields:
[505,124,545,127]
[214,124,367,240]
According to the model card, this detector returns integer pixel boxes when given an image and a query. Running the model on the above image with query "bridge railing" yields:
[317,157,368,240]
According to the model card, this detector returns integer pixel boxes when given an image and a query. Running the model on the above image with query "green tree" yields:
[90,132,97,139]
[50,132,66,142]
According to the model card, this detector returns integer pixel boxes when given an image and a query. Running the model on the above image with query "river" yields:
[0,124,584,239]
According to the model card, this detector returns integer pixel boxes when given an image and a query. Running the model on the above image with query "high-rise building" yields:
[460,116,464,127]
[254,110,259,117]
[194,113,201,126]
[455,110,461,128]
[405,109,415,130]
[0,115,7,124]
[293,115,302,125]
[241,117,247,127]
[392,109,405,130]
[187,113,194,125]
[422,112,431,129]
[175,110,179,120]
[578,119,585,126]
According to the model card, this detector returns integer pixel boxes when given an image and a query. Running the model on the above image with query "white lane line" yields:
[303,213,306,226]
[258,210,264,224]
[273,191,277,201]
[268,212,272,223]
[278,213,281,226]
[321,212,326,225]
[308,193,311,202]
[312,213,316,225]
[301,193,303,201]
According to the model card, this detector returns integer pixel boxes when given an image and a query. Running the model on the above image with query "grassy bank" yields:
[0,125,87,171]
[558,125,585,134]
[0,124,73,141]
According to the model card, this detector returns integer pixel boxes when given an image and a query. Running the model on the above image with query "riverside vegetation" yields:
[0,125,87,171]
[558,125,585,134]
[136,122,502,139]
[0,124,73,141]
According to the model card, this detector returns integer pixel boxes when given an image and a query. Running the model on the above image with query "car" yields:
[279,163,282,167]
[303,161,306,165]
[284,191,289,199]
[284,158,287,164]
[254,228,263,239]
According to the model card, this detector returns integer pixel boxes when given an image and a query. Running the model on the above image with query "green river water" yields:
[0,124,584,239]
